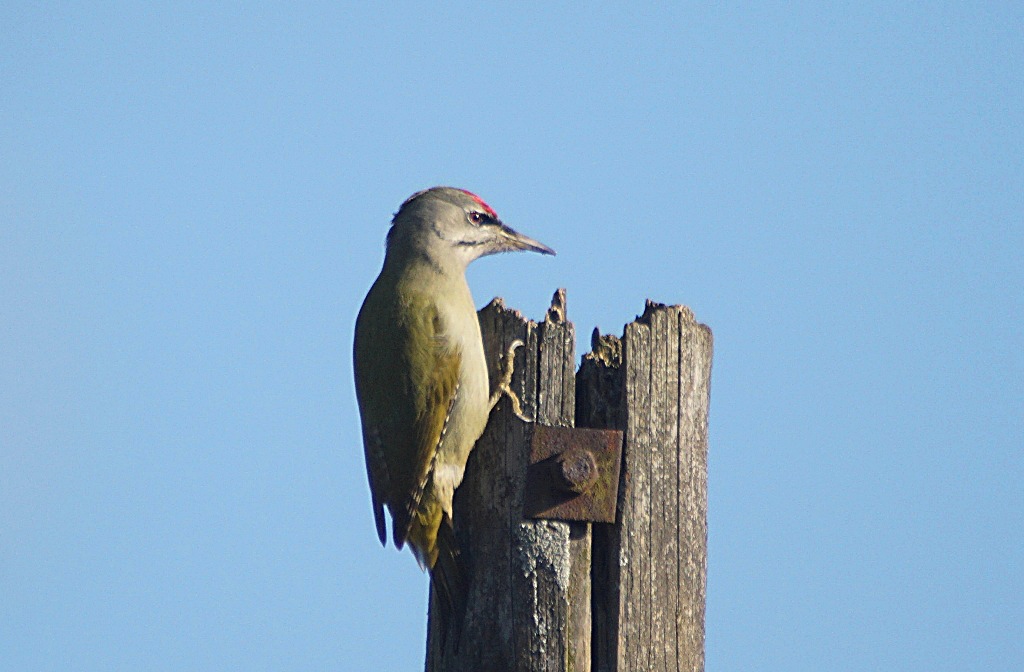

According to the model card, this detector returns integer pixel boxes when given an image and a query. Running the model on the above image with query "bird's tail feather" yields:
[430,515,466,649]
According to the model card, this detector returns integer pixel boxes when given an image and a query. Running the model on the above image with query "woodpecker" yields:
[353,187,554,609]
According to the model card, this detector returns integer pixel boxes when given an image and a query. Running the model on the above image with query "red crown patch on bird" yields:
[457,189,499,220]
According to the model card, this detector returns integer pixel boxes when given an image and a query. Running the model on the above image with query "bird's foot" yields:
[489,339,532,422]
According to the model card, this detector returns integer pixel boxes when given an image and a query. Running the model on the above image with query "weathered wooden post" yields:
[426,291,713,672]
[580,301,713,672]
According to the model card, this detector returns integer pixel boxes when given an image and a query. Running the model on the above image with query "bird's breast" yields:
[430,286,490,504]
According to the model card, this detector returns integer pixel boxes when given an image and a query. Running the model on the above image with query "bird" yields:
[353,186,554,618]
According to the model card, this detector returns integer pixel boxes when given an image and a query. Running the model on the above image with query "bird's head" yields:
[387,187,555,271]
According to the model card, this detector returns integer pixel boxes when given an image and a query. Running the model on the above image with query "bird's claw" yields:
[489,339,532,422]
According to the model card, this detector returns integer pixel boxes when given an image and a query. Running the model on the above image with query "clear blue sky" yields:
[2,3,1021,670]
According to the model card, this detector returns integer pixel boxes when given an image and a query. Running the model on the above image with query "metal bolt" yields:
[555,449,599,494]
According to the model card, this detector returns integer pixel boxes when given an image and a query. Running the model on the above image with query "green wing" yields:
[354,281,460,558]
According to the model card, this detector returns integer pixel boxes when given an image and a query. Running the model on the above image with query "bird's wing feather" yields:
[354,280,461,557]
[362,428,389,546]
[392,305,461,549]
[355,281,404,547]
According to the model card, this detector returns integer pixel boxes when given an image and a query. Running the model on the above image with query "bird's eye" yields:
[469,211,485,225]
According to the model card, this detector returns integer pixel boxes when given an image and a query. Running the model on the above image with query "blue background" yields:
[2,3,1021,670]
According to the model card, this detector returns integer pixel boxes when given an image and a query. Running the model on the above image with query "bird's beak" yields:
[498,222,556,256]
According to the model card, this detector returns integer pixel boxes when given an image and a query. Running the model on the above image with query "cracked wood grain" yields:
[580,302,712,672]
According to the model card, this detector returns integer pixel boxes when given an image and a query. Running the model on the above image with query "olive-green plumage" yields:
[354,187,554,608]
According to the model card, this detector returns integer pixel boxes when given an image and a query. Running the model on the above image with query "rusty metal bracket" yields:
[523,424,624,523]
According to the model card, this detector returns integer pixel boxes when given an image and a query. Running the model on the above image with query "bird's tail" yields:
[429,515,467,648]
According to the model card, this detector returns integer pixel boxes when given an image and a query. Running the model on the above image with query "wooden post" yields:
[426,290,586,671]
[580,301,713,672]
[426,293,712,672]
